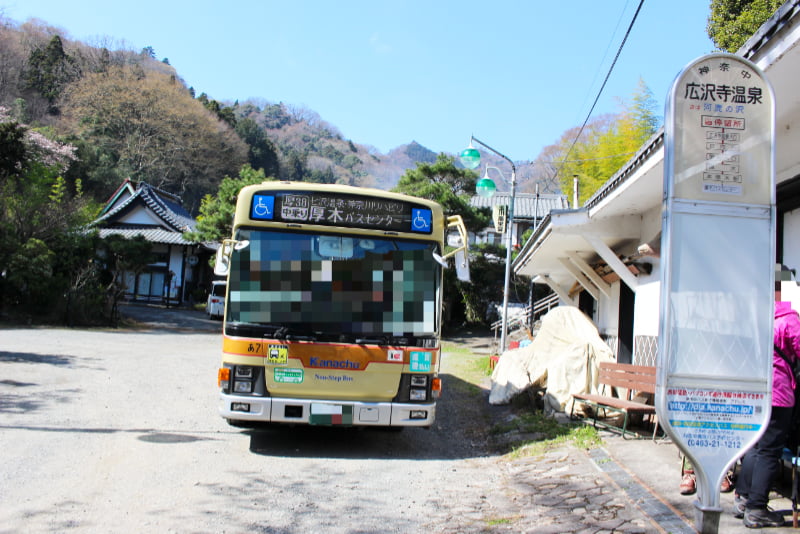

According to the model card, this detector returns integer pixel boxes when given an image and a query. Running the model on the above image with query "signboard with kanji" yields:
[249,191,433,234]
[658,53,775,532]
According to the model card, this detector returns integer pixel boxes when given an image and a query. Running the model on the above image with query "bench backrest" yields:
[598,362,656,400]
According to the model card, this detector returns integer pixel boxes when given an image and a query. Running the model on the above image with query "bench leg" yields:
[621,411,632,439]
[650,414,660,440]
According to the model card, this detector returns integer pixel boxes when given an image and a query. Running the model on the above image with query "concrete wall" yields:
[596,282,620,337]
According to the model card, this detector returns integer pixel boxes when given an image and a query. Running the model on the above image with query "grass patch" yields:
[504,420,602,460]
[442,344,493,385]
[471,355,493,377]
[441,341,473,355]
[485,517,517,526]
[442,335,603,460]
[490,410,566,436]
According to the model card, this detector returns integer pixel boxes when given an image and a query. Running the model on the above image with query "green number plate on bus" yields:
[274,368,303,383]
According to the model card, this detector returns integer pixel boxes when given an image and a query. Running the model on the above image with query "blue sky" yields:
[1,0,716,162]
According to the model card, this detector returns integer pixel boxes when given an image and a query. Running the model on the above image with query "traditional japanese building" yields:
[91,179,213,305]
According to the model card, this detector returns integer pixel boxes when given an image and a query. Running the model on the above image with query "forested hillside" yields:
[1,13,665,214]
[0,17,440,212]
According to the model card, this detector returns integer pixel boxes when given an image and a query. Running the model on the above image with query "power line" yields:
[531,150,639,165]
[553,0,646,182]
[574,0,632,129]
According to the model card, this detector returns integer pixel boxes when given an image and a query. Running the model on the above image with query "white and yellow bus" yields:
[215,182,469,428]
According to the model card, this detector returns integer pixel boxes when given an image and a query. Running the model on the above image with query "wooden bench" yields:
[571,362,659,439]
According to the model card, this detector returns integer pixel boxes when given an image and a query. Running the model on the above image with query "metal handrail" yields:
[490,292,560,347]
[532,292,559,321]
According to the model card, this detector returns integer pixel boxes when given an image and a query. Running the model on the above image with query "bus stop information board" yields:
[658,53,775,532]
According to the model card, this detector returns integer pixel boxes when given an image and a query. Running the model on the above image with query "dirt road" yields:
[0,315,509,533]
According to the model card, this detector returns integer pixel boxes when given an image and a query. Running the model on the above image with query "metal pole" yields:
[470,136,516,353]
[500,168,516,353]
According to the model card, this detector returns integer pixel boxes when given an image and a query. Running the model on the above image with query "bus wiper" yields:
[355,336,389,345]
[274,326,318,342]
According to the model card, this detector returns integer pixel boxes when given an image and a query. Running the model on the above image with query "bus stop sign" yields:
[658,53,775,533]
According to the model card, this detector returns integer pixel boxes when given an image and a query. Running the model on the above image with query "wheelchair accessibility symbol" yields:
[411,208,432,233]
[251,195,275,220]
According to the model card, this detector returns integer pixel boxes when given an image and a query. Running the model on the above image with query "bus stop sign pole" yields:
[658,53,775,534]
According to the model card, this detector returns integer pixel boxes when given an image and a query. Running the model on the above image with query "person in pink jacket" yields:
[734,284,800,528]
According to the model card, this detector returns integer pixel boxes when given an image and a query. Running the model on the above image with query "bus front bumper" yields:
[219,394,436,427]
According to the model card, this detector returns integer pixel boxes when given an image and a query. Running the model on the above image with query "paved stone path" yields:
[489,445,693,534]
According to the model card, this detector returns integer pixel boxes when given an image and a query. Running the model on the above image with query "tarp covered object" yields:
[489,306,615,412]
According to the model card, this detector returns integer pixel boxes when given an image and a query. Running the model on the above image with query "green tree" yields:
[185,165,270,244]
[393,154,498,327]
[307,166,337,184]
[0,120,27,178]
[98,234,154,325]
[0,112,102,323]
[235,117,280,176]
[393,153,488,233]
[707,0,782,52]
[557,80,660,204]
[198,92,237,128]
[23,35,80,112]
[282,150,308,182]
[5,238,56,311]
[0,163,100,319]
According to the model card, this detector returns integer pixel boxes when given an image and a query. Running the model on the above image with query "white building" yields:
[470,192,569,247]
[513,0,800,365]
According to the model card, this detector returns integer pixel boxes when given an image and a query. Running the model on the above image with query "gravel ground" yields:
[0,310,519,533]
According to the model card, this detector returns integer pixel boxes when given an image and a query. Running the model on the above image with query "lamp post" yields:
[460,135,517,353]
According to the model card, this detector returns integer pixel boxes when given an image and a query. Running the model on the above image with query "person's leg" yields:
[742,407,792,528]
[746,407,792,509]
[736,448,755,499]
[733,448,755,518]
[680,456,696,495]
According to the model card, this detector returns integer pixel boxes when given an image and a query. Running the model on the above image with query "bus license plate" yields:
[309,403,353,425]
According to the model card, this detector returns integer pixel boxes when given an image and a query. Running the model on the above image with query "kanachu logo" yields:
[309,357,360,370]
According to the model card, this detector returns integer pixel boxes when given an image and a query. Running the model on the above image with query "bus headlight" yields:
[410,375,428,387]
[233,380,253,393]
[235,366,254,378]
[409,388,427,401]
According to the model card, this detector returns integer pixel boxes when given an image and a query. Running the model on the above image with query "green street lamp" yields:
[461,136,517,354]
[475,174,497,198]
[459,142,482,170]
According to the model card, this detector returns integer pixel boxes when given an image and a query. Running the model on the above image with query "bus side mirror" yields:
[214,246,230,276]
[443,215,471,283]
[454,249,470,282]
[214,239,249,276]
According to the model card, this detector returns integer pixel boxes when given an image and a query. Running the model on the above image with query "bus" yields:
[215,182,469,428]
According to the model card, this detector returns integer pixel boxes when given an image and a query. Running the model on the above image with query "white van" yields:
[205,280,226,320]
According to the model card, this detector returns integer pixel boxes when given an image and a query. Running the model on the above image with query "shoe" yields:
[743,507,785,528]
[680,471,696,495]
[733,494,747,519]
[721,471,735,493]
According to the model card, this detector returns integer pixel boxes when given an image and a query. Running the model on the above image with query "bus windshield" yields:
[226,228,441,342]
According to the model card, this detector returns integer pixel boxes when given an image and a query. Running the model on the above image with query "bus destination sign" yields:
[250,191,433,234]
